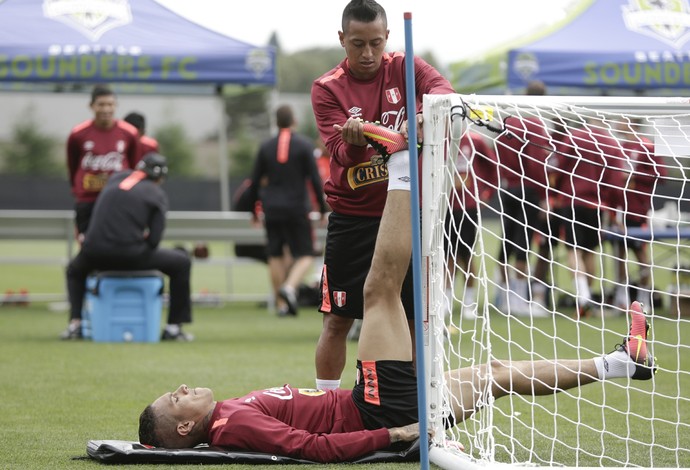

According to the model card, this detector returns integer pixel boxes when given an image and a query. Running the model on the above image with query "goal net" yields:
[420,94,690,468]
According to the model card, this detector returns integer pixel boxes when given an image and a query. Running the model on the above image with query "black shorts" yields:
[560,206,601,250]
[352,360,418,430]
[498,186,540,262]
[264,214,314,258]
[74,201,95,235]
[319,213,414,319]
[444,208,478,263]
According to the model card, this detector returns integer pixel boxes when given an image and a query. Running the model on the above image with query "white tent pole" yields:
[217,88,230,212]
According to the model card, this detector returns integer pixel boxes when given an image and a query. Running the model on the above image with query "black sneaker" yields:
[278,286,298,316]
[60,323,83,340]
[161,328,194,341]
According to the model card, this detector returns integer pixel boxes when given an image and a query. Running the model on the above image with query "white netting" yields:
[421,94,690,468]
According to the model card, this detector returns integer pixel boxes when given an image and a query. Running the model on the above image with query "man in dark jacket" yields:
[247,104,328,316]
[61,153,193,341]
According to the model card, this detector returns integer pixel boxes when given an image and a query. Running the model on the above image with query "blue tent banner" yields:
[508,0,690,91]
[0,0,275,86]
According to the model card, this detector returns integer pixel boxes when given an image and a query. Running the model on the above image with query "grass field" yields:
[2,302,688,468]
[0,301,414,470]
[1,238,689,468]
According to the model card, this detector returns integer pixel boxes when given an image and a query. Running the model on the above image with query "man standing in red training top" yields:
[66,84,139,240]
[310,0,454,391]
[124,111,160,162]
[493,103,553,317]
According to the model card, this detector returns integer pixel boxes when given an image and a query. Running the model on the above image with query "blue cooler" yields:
[82,270,164,343]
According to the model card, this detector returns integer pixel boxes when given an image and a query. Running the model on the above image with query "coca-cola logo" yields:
[81,151,125,171]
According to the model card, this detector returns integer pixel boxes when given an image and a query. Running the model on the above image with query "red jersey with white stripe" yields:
[311,52,454,217]
[452,132,497,211]
[207,385,390,463]
[66,119,139,203]
[620,135,666,222]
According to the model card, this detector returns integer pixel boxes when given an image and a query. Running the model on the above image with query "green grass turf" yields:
[1,236,689,467]
[1,302,688,468]
[1,302,414,470]
[450,313,690,467]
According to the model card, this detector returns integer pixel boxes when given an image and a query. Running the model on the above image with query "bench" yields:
[0,210,327,303]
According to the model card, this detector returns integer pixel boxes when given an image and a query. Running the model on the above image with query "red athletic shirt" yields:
[66,119,140,203]
[620,136,666,222]
[550,126,625,210]
[494,116,552,198]
[207,385,390,463]
[452,132,497,211]
[311,52,455,217]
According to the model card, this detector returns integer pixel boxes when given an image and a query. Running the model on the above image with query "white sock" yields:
[386,150,410,191]
[593,349,634,380]
[316,379,341,390]
[165,324,180,335]
[464,286,476,306]
[576,274,591,302]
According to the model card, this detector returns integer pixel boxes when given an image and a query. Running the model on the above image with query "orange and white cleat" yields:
[362,121,408,164]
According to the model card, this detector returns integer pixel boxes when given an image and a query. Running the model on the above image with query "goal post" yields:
[421,93,690,468]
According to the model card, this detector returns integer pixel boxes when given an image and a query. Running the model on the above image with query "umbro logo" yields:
[398,176,410,182]
[348,107,362,118]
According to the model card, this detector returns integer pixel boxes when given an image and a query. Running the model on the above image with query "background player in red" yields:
[493,81,553,317]
[612,117,667,310]
[551,117,626,318]
[66,84,139,240]
[532,111,570,317]
[124,111,160,162]
[136,148,655,463]
[444,131,496,320]
[310,0,454,390]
